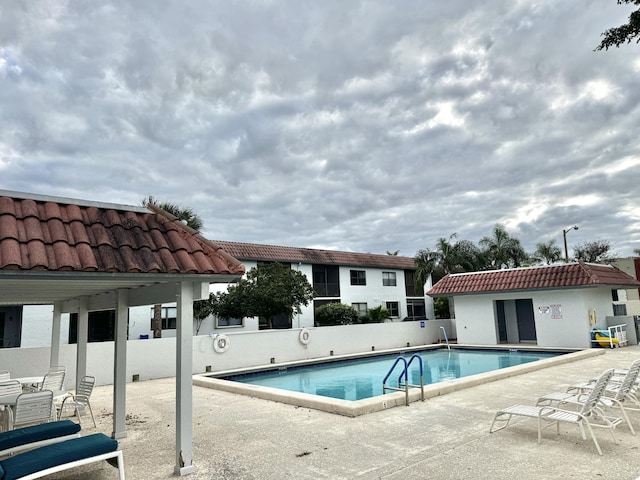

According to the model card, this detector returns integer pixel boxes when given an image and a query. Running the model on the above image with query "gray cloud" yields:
[1,0,639,259]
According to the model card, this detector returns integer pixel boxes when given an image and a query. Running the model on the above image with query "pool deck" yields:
[49,345,640,479]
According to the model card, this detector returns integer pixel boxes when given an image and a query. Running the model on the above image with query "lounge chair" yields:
[0,420,81,458]
[490,369,617,455]
[537,359,640,435]
[0,432,124,480]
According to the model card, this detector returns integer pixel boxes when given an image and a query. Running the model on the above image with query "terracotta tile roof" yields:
[0,191,245,276]
[212,240,417,270]
[427,261,640,297]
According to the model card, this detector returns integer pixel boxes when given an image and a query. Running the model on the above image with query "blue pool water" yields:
[222,348,563,401]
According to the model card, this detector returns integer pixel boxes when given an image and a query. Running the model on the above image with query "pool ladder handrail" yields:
[382,354,425,406]
[440,326,451,351]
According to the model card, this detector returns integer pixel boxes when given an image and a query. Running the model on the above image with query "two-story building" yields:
[202,241,434,332]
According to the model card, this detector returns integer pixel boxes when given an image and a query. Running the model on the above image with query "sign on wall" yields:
[538,304,563,319]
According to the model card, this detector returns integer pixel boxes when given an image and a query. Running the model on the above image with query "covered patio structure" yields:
[0,190,245,475]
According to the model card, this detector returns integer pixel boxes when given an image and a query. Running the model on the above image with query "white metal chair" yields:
[12,390,54,430]
[40,370,65,392]
[0,380,23,432]
[538,359,640,435]
[58,376,96,427]
[491,369,618,455]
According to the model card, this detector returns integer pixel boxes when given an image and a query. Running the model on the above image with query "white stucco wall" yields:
[337,266,408,319]
[451,287,615,349]
[0,320,451,386]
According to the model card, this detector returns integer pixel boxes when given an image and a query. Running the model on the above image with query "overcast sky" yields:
[1,1,639,259]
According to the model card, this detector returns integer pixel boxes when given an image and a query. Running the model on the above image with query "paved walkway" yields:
[48,346,640,479]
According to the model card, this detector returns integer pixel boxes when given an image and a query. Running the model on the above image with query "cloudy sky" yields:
[1,1,639,259]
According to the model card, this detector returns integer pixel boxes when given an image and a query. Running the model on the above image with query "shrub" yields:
[315,303,359,326]
[366,305,390,323]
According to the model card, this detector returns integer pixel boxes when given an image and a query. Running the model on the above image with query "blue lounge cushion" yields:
[0,433,117,480]
[0,420,81,453]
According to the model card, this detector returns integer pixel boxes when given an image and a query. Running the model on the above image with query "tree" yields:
[209,262,315,329]
[414,234,484,291]
[533,240,563,265]
[634,248,640,256]
[479,224,527,269]
[573,240,615,263]
[595,1,640,51]
[142,196,204,338]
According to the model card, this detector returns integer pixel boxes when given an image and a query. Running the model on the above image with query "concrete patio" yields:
[47,346,640,480]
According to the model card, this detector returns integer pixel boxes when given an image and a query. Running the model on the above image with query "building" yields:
[427,261,640,349]
[205,240,434,331]
[611,257,640,317]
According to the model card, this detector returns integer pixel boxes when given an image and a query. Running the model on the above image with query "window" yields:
[382,272,396,286]
[150,306,176,330]
[352,303,368,317]
[404,270,419,296]
[350,270,366,286]
[313,265,340,297]
[69,310,117,343]
[216,317,243,328]
[613,304,627,316]
[385,301,399,317]
[612,289,619,301]
[406,299,426,319]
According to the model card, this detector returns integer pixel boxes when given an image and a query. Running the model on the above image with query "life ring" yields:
[299,328,311,345]
[213,334,230,353]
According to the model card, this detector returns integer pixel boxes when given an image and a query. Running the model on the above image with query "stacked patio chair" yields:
[490,369,619,455]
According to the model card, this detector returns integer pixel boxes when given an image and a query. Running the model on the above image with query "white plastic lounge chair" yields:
[0,432,124,480]
[12,390,54,430]
[490,369,617,455]
[0,372,10,382]
[537,359,640,435]
[0,420,81,458]
[58,376,96,427]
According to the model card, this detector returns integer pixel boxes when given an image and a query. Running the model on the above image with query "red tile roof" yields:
[0,192,245,276]
[427,261,640,297]
[212,240,417,270]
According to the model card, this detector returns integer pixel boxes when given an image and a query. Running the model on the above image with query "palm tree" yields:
[414,234,483,291]
[533,240,563,265]
[142,196,204,338]
[479,224,527,269]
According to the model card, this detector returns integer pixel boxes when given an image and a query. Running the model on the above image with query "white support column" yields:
[175,281,195,476]
[50,302,62,369]
[113,289,128,439]
[76,297,89,391]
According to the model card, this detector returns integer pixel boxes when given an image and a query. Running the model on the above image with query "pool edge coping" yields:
[192,346,605,417]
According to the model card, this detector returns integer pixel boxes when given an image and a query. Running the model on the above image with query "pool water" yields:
[223,349,562,401]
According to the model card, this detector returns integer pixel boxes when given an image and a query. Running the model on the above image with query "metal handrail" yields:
[440,326,451,351]
[382,355,425,406]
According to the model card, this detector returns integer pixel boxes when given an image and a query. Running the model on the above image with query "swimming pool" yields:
[222,348,561,401]
[193,346,599,417]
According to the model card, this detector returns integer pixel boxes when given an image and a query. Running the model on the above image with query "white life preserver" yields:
[299,328,311,345]
[213,334,230,353]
